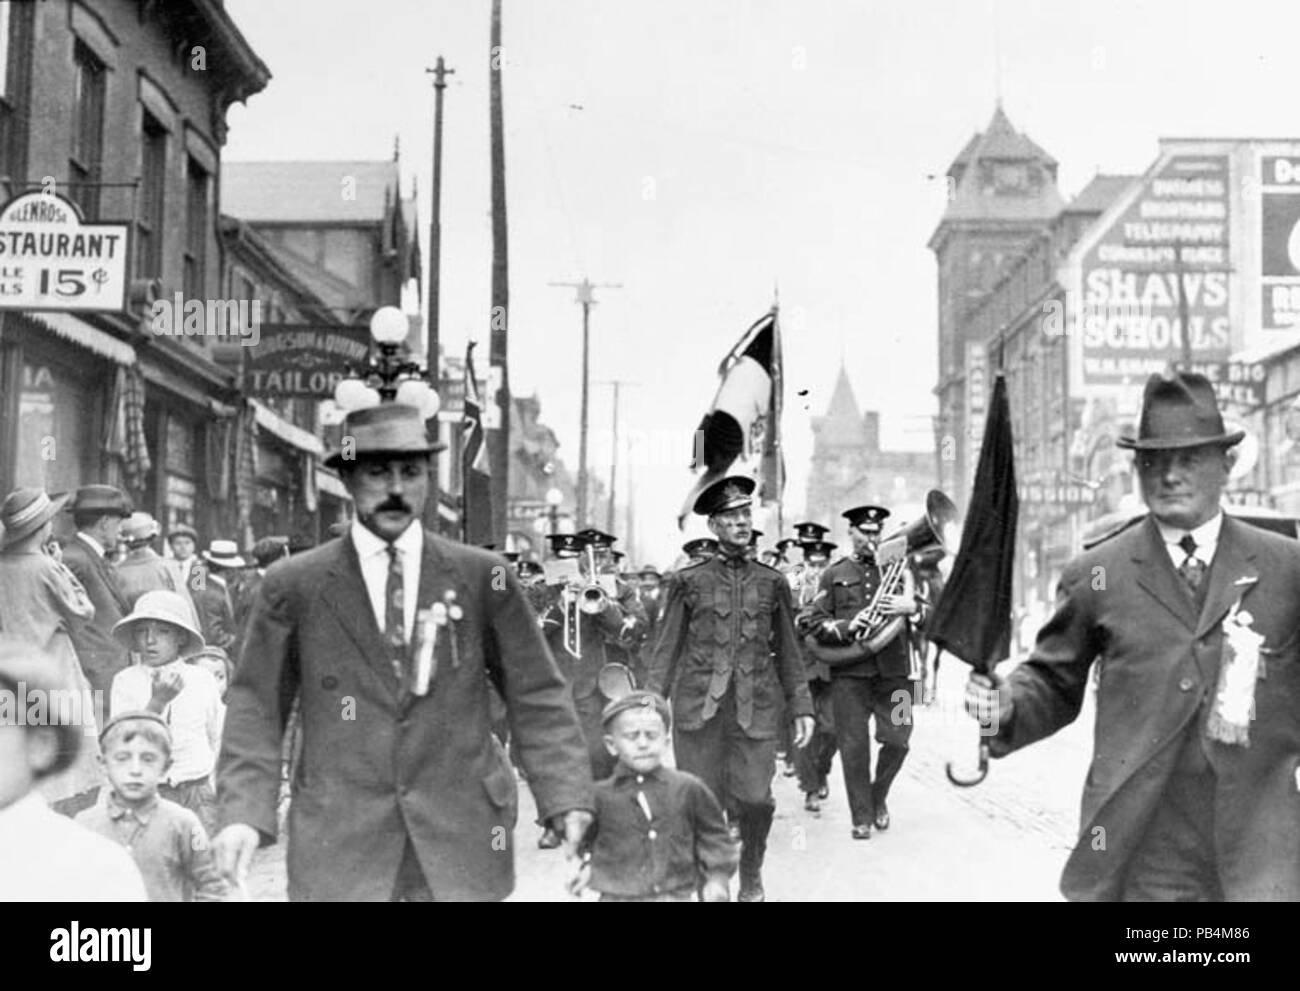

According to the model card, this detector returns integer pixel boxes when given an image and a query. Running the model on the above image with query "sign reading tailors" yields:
[1081,156,1231,385]
[1260,156,1300,331]
[0,191,129,312]
[246,324,372,398]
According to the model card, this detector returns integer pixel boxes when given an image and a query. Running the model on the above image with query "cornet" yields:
[562,543,611,657]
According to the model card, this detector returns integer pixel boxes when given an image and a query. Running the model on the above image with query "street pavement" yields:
[243,666,1096,902]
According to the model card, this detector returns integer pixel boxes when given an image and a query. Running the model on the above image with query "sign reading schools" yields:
[246,324,372,398]
[0,191,129,312]
[1080,156,1231,384]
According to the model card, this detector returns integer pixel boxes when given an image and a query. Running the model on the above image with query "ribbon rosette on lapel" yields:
[411,591,465,696]
[1206,596,1263,746]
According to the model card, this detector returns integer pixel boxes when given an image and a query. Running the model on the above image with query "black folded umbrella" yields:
[927,372,1018,786]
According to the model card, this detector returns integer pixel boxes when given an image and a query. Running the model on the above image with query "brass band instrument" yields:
[804,490,958,667]
[561,542,612,659]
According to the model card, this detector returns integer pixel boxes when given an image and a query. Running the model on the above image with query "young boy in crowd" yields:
[109,590,222,835]
[0,637,147,901]
[570,691,738,902]
[77,712,226,902]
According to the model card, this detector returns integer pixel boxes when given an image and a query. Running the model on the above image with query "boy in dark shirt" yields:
[571,691,737,902]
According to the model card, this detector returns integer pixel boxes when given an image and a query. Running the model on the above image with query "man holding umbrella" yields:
[966,371,1300,901]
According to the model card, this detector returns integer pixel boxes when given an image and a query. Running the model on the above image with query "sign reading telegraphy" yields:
[1080,156,1231,384]
[0,191,129,312]
[1260,156,1300,331]
[245,324,372,398]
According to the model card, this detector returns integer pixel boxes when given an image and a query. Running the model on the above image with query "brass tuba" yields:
[804,490,959,666]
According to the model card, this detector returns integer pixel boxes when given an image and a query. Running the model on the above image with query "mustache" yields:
[375,498,412,513]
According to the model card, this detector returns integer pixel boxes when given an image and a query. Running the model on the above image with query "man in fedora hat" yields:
[115,512,177,608]
[214,403,593,901]
[61,485,133,705]
[967,370,1300,901]
[646,475,814,902]
[189,540,242,658]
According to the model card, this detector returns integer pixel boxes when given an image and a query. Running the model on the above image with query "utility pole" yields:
[548,278,621,527]
[488,0,509,546]
[596,379,638,536]
[423,55,454,535]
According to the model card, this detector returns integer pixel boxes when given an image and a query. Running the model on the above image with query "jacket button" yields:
[321,676,339,690]
[1178,677,1194,692]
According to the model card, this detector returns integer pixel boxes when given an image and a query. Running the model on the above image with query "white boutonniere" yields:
[412,591,465,696]
[1207,594,1264,746]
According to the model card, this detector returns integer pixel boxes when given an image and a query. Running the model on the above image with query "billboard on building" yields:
[1079,155,1231,385]
[1260,155,1300,331]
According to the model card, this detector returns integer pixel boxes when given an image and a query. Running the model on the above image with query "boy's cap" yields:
[112,590,205,655]
[99,709,171,745]
[0,637,84,776]
[601,690,671,729]
[191,645,231,665]
[167,523,199,542]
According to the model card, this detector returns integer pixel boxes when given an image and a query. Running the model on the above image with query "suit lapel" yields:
[1132,517,1198,630]
[82,534,130,612]
[1195,517,1258,640]
[320,536,400,697]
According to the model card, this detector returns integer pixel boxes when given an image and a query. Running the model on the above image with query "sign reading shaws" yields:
[0,191,130,312]
[245,324,373,398]
[1080,155,1231,384]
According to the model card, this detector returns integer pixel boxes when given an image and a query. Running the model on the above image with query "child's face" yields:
[132,621,185,667]
[603,708,668,774]
[100,733,169,806]
[198,656,228,698]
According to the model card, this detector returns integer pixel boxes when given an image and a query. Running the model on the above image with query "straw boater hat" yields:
[111,590,206,656]
[201,539,246,569]
[0,637,85,775]
[1,488,71,549]
[120,512,161,545]
[1116,370,1245,450]
[324,403,446,470]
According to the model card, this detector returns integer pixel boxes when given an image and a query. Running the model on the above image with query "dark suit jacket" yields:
[189,565,237,655]
[217,529,593,901]
[61,533,130,699]
[993,515,1300,901]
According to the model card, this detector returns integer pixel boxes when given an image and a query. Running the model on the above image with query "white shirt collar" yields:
[78,532,106,557]
[351,518,422,560]
[1156,511,1223,561]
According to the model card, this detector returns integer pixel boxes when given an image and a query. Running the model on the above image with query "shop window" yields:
[16,360,95,495]
[0,2,33,191]
[183,157,208,300]
[136,113,167,279]
[70,41,105,219]
[163,414,198,537]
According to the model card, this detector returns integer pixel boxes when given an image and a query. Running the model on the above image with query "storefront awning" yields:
[251,399,324,455]
[26,312,136,366]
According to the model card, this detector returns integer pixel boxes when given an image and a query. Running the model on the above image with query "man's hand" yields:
[213,823,260,888]
[554,809,594,860]
[792,715,815,749]
[879,593,918,617]
[148,669,184,710]
[964,672,1013,733]
[701,878,729,902]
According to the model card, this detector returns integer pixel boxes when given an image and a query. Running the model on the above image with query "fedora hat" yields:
[68,484,131,518]
[324,403,446,470]
[112,590,206,656]
[1117,371,1244,451]
[201,539,246,569]
[0,637,86,776]
[120,512,160,545]
[1,488,71,549]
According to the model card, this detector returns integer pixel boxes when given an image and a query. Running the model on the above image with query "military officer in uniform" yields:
[682,537,720,565]
[801,505,924,838]
[790,538,839,812]
[646,476,814,901]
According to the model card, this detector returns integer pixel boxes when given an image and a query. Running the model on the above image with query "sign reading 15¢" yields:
[0,191,130,312]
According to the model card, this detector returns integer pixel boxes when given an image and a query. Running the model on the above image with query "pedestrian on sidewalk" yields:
[570,691,737,902]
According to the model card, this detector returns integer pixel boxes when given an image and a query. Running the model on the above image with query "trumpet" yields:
[561,543,612,657]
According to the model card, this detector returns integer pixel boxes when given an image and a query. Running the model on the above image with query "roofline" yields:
[219,215,342,323]
[190,0,271,96]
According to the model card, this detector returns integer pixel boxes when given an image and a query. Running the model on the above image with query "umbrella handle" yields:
[945,741,989,788]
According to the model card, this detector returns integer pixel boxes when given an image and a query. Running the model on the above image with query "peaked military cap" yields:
[802,539,838,559]
[682,537,719,558]
[692,475,755,517]
[775,537,800,553]
[517,559,545,578]
[747,529,764,547]
[793,521,830,543]
[546,533,585,558]
[576,528,617,547]
[843,505,891,532]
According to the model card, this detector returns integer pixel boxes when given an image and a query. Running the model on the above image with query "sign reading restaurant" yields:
[0,191,130,312]
[1080,155,1231,384]
[245,324,373,399]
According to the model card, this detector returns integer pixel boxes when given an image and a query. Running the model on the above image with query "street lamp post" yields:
[544,487,564,559]
[333,306,442,416]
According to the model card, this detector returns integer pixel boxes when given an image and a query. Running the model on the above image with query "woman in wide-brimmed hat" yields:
[0,487,103,805]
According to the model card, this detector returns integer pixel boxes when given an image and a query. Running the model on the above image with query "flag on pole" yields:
[926,372,1018,674]
[462,341,492,545]
[679,308,783,526]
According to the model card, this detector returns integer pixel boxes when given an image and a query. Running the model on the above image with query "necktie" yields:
[1177,534,1206,593]
[385,544,407,685]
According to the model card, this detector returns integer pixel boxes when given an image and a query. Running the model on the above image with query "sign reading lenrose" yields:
[246,324,372,399]
[0,191,129,312]
[1080,155,1231,384]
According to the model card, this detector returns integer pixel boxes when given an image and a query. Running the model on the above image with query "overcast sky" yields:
[223,0,1300,565]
